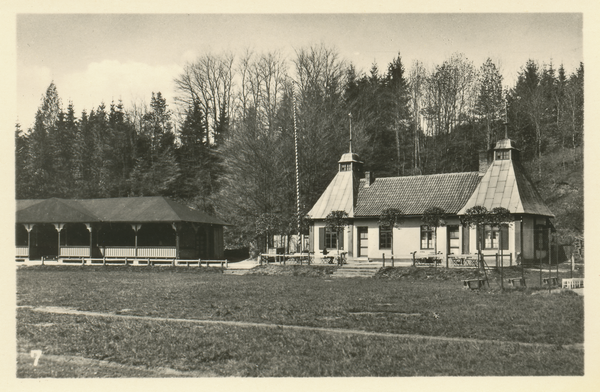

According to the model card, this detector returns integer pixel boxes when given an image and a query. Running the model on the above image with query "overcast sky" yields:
[15,13,583,129]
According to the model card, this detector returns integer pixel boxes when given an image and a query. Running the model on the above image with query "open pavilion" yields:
[16,196,228,263]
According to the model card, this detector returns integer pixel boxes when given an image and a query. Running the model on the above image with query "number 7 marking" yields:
[30,350,42,366]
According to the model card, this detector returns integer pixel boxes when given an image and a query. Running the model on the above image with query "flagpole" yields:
[292,85,301,253]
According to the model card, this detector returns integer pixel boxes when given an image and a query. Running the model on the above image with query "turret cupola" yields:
[338,152,363,173]
[493,138,520,162]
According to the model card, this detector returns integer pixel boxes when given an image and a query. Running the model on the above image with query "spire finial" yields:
[348,112,353,153]
[503,91,509,139]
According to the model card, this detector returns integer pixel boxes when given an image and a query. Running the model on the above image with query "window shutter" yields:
[309,225,314,252]
[501,225,509,250]
[476,225,481,250]
[319,227,325,250]
[339,228,344,250]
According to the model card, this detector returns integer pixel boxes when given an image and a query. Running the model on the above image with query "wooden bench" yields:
[542,277,559,286]
[463,279,487,289]
[506,278,526,287]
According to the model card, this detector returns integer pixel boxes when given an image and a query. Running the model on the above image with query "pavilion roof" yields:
[16,196,229,225]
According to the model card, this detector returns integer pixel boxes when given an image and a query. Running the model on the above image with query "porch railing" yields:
[16,246,29,257]
[137,247,176,258]
[98,246,177,258]
[60,246,90,257]
[100,247,136,257]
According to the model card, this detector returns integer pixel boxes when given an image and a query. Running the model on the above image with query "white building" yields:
[307,138,554,266]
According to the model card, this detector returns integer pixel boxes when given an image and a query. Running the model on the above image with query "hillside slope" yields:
[523,147,583,251]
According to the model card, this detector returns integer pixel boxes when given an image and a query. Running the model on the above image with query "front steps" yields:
[331,259,382,278]
[222,258,261,275]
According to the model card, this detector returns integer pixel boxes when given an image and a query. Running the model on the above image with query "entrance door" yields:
[447,225,459,255]
[357,227,368,257]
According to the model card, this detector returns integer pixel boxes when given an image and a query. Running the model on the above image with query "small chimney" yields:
[365,171,375,187]
[478,151,491,176]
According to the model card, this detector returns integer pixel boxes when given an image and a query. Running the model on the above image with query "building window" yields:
[379,226,392,249]
[495,150,510,160]
[535,225,548,251]
[340,163,351,171]
[482,225,509,250]
[484,225,499,249]
[325,229,337,249]
[448,225,460,252]
[420,226,434,249]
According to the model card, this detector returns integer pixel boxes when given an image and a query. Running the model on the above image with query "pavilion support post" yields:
[53,223,65,261]
[206,230,210,259]
[172,223,181,260]
[192,223,200,261]
[131,224,142,259]
[24,224,35,261]
[85,224,93,263]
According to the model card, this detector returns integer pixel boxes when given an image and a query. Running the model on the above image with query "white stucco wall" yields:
[311,217,521,264]
[464,221,517,266]
[311,220,352,256]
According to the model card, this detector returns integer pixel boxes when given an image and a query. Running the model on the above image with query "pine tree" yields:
[21,83,62,198]
[385,54,412,176]
[88,104,112,197]
[476,58,504,149]
[175,101,217,211]
[15,123,29,199]
[71,109,94,198]
[130,92,179,196]
[49,102,77,196]
[510,60,549,177]
[107,100,136,196]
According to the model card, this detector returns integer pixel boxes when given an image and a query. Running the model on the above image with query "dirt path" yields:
[21,305,583,351]
[17,351,216,378]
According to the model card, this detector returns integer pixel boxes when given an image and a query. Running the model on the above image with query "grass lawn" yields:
[16,265,583,377]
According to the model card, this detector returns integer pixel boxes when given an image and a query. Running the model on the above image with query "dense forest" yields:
[15,45,584,250]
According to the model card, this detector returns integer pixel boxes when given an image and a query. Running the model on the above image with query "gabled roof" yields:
[354,172,481,217]
[458,159,554,217]
[307,171,358,219]
[16,196,229,225]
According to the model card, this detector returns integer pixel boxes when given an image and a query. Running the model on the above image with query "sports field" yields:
[16,265,583,377]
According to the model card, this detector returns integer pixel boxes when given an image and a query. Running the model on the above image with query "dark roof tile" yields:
[354,172,481,216]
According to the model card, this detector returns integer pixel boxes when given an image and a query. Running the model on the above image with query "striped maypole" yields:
[292,87,301,249]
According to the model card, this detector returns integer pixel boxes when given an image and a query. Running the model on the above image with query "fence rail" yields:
[19,256,228,268]
[562,278,584,289]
